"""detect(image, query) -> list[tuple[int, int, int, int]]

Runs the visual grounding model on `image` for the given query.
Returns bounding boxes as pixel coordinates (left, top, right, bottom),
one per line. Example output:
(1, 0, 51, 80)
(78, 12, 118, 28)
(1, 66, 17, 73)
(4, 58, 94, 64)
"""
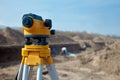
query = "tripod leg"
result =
(28, 66, 33, 80)
(36, 66, 43, 80)
(22, 65, 29, 80)
(47, 64, 60, 80)
(16, 63, 24, 80)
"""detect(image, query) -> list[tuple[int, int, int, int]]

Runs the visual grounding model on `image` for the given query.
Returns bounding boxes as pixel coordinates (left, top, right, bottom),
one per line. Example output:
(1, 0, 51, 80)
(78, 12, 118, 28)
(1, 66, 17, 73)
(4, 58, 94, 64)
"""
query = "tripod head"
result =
(22, 13, 55, 45)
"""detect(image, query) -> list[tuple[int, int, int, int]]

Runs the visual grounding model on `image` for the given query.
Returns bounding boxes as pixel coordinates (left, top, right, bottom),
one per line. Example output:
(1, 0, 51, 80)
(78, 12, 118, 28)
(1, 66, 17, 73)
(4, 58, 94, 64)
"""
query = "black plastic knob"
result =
(44, 19, 52, 29)
(50, 30, 55, 35)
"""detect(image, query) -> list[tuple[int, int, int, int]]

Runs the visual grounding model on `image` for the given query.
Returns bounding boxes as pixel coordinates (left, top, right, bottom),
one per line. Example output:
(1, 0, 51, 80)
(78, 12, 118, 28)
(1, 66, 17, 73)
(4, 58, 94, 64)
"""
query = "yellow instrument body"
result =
(22, 45, 53, 66)
(23, 17, 50, 36)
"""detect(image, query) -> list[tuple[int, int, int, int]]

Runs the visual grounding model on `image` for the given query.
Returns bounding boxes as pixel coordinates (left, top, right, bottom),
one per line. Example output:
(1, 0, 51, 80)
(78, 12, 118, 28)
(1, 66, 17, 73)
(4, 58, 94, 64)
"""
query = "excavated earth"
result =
(0, 27, 120, 80)
(1, 39, 120, 80)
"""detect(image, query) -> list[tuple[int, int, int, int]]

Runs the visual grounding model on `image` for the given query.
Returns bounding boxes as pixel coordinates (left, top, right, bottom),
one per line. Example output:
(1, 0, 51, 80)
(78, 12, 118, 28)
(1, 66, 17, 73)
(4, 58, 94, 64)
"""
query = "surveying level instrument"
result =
(16, 13, 60, 80)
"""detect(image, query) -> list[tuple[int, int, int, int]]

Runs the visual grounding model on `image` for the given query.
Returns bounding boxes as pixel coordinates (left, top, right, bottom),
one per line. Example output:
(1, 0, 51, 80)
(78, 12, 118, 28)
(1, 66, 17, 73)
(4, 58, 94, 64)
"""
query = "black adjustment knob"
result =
(44, 19, 52, 29)
(50, 30, 55, 35)
(22, 17, 33, 28)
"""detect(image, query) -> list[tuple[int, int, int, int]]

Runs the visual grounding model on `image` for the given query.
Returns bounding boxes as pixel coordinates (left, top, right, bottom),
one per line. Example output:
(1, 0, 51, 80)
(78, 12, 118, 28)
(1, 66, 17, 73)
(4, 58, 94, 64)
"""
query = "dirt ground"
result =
(0, 39, 120, 80)
(0, 55, 120, 80)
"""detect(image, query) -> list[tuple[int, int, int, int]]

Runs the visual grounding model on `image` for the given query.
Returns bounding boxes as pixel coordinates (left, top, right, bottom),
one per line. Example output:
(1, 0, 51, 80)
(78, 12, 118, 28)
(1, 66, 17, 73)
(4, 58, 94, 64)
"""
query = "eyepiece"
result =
(44, 19, 52, 29)
(22, 17, 33, 28)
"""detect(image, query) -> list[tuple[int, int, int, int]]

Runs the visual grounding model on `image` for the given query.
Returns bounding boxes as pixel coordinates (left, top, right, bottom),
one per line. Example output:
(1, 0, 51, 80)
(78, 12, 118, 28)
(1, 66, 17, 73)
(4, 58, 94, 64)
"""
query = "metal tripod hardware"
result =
(16, 13, 59, 80)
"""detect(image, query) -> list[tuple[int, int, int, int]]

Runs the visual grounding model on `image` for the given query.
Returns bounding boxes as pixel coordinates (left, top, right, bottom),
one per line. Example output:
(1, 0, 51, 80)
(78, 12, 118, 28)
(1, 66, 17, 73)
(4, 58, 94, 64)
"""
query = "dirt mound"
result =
(0, 27, 24, 45)
(98, 40, 120, 75)
(78, 40, 120, 76)
(48, 34, 75, 44)
(0, 34, 7, 45)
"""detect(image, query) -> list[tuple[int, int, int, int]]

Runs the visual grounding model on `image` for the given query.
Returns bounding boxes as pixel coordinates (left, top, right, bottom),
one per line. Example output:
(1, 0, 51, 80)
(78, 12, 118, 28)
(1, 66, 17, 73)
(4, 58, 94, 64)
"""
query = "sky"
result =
(0, 0, 120, 36)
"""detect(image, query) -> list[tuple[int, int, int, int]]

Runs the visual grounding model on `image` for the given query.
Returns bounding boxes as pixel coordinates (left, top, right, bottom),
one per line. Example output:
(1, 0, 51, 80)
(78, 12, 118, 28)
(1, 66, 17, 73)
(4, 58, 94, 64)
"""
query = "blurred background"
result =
(0, 0, 120, 80)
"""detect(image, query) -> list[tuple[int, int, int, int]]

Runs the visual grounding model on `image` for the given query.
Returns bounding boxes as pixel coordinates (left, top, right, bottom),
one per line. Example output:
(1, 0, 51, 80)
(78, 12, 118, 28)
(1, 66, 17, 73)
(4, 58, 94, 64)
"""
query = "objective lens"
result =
(22, 17, 33, 28)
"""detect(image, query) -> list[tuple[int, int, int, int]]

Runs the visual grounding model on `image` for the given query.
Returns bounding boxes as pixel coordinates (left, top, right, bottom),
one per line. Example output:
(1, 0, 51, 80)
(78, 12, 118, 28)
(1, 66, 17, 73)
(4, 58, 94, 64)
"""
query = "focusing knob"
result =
(50, 30, 55, 35)
(22, 17, 33, 28)
(44, 19, 52, 29)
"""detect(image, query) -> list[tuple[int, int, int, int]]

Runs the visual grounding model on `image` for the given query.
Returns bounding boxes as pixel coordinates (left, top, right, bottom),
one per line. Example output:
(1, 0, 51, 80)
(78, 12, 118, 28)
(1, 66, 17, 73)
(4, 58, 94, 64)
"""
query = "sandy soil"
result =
(0, 39, 120, 80)
(0, 55, 120, 80)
